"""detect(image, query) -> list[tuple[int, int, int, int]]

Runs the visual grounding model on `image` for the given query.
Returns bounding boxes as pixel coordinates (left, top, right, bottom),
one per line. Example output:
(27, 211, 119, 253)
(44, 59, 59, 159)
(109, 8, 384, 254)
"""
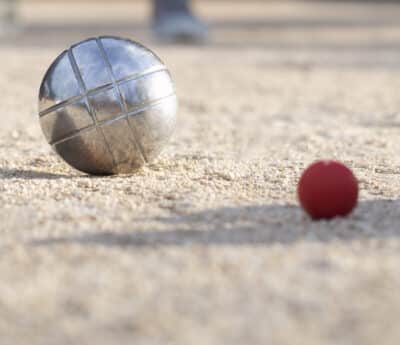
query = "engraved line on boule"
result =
(39, 65, 167, 117)
(67, 47, 118, 169)
(39, 84, 114, 117)
(39, 94, 84, 117)
(96, 37, 149, 163)
(50, 124, 97, 146)
(50, 93, 176, 146)
(101, 94, 177, 128)
(116, 65, 167, 86)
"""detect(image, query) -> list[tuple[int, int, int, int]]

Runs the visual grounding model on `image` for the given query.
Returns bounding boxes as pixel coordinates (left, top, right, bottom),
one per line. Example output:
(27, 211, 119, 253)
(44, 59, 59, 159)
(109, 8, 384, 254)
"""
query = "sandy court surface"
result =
(0, 1, 399, 344)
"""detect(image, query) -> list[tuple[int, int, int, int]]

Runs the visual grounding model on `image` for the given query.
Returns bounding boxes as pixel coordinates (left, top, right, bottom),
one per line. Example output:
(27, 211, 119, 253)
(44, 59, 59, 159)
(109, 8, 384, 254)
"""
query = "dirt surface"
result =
(0, 1, 399, 344)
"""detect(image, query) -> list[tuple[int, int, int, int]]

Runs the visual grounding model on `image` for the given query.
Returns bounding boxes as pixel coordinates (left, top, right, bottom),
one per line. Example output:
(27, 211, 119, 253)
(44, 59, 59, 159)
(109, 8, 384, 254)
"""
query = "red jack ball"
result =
(298, 160, 358, 220)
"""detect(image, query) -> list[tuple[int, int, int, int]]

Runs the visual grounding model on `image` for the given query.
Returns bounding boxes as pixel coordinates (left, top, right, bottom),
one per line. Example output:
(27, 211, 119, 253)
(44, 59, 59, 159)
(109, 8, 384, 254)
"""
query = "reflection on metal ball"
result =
(38, 36, 177, 175)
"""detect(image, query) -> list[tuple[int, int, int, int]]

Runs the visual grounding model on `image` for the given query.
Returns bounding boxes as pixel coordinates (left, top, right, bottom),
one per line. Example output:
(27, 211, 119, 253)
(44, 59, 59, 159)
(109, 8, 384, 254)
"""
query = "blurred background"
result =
(1, 0, 400, 53)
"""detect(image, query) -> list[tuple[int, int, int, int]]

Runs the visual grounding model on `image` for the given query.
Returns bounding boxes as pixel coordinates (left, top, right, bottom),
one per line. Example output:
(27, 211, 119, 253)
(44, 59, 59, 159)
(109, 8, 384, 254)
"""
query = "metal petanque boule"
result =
(38, 36, 177, 175)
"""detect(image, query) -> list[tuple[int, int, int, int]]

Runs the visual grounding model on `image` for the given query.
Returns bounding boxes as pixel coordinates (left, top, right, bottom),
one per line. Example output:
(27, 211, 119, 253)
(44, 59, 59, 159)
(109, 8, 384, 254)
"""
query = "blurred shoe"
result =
(152, 11, 208, 44)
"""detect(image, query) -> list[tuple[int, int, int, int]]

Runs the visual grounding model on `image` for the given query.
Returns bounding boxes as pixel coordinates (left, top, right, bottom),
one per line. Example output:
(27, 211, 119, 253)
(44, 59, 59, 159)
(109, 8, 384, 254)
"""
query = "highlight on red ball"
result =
(297, 160, 359, 220)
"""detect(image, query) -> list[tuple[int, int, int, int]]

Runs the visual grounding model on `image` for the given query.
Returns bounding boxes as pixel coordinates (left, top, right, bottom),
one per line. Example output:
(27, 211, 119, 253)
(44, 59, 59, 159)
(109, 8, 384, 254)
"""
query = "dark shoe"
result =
(152, 10, 208, 43)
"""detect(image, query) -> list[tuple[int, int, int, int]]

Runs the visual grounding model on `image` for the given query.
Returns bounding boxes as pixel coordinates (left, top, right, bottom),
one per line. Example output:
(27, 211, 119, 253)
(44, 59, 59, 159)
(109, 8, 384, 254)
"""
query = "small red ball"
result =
(297, 160, 358, 220)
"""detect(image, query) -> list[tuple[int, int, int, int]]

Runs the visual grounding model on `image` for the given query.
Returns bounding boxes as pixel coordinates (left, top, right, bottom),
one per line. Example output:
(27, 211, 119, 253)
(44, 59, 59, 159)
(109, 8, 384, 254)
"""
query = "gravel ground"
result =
(0, 1, 399, 344)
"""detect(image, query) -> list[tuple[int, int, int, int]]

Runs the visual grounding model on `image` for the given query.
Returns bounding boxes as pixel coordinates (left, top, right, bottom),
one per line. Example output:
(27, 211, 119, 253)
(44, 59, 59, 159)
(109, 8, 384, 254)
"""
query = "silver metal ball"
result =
(38, 36, 177, 175)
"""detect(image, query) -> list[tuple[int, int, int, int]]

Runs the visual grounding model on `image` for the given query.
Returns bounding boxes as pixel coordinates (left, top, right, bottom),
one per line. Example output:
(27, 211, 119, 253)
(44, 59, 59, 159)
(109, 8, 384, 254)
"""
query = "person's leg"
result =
(152, 0, 208, 43)
(153, 0, 190, 18)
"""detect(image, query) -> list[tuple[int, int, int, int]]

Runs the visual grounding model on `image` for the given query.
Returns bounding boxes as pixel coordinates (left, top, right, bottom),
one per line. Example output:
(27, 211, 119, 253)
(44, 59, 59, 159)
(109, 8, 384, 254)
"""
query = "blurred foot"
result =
(152, 8, 208, 43)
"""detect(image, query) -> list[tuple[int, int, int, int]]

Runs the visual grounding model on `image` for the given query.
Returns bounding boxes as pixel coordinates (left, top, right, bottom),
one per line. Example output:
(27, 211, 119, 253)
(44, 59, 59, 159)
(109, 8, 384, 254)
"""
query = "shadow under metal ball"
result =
(38, 36, 177, 175)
